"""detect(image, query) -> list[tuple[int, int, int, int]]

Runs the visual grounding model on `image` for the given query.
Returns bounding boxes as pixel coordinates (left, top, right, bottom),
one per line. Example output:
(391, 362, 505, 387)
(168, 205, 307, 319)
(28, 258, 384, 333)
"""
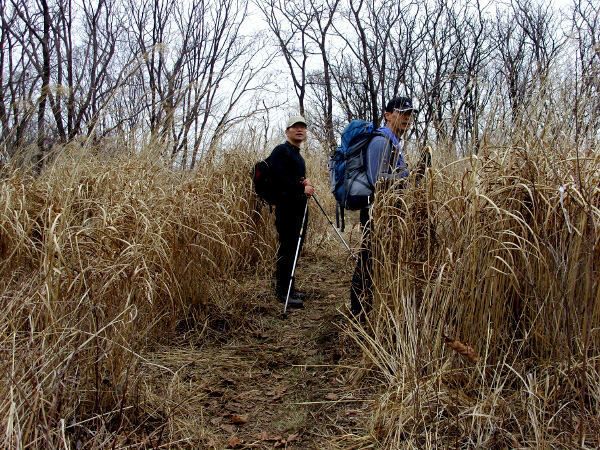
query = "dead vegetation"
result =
(355, 105, 600, 448)
(0, 143, 280, 448)
(1, 98, 599, 449)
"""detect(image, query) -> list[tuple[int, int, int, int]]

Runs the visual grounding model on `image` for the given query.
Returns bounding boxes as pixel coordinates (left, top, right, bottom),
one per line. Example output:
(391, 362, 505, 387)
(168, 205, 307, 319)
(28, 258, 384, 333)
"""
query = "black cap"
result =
(385, 96, 418, 114)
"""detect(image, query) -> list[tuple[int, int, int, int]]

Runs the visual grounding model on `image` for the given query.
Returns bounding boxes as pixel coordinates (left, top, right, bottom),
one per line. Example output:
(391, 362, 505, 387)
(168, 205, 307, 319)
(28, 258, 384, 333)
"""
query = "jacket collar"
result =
(376, 126, 400, 147)
(285, 140, 301, 151)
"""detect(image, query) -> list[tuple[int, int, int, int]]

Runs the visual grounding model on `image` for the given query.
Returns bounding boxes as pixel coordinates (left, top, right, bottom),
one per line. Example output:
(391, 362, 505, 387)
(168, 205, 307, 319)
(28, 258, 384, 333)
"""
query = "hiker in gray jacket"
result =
(350, 96, 418, 317)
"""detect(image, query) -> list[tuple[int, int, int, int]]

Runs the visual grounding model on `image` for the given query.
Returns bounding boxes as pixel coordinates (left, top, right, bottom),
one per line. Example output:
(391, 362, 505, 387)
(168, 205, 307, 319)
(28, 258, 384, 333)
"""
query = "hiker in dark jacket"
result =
(269, 116, 314, 309)
(350, 97, 417, 317)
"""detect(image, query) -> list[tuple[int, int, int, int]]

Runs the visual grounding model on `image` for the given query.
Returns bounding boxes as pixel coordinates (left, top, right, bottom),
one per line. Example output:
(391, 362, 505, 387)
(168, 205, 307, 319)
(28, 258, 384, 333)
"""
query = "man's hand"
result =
(301, 178, 315, 197)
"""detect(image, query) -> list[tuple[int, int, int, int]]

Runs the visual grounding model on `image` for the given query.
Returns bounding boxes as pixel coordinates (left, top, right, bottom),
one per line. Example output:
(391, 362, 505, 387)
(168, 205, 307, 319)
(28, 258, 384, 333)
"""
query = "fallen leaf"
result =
(227, 436, 244, 448)
(230, 414, 248, 424)
(254, 433, 282, 441)
(325, 393, 339, 401)
(287, 433, 298, 442)
(443, 335, 478, 362)
(221, 424, 235, 434)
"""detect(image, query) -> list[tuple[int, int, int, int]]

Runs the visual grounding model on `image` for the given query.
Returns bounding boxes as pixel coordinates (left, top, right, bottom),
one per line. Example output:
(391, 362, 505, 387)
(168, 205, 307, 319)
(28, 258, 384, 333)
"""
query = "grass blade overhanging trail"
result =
(351, 108, 600, 447)
(0, 142, 277, 448)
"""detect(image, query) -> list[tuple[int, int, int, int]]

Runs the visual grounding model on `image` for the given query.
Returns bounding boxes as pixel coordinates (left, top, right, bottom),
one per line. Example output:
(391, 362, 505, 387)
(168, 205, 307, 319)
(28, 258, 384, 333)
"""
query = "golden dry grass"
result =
(1, 91, 599, 449)
(0, 141, 282, 448)
(350, 106, 600, 448)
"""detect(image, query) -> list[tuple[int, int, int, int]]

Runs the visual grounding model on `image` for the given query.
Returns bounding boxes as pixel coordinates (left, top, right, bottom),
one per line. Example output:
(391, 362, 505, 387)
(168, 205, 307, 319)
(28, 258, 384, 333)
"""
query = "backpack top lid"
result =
(339, 120, 374, 152)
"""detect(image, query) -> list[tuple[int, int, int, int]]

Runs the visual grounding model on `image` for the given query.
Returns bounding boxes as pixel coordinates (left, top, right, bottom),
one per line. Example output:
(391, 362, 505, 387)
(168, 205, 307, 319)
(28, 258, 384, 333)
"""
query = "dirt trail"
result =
(145, 235, 374, 449)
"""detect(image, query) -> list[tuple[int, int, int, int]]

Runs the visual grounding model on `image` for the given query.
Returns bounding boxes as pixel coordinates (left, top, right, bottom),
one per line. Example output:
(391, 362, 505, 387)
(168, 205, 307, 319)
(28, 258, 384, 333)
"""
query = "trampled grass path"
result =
(142, 235, 374, 449)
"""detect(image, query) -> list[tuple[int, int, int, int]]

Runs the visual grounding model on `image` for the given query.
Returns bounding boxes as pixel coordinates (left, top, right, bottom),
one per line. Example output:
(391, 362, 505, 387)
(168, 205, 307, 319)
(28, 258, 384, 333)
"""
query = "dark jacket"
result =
(269, 141, 306, 204)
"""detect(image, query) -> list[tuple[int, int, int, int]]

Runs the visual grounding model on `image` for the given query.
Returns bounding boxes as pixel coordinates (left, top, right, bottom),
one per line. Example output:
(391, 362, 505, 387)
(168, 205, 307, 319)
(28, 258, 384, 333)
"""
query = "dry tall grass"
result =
(2, 95, 599, 449)
(0, 141, 282, 448)
(353, 108, 600, 448)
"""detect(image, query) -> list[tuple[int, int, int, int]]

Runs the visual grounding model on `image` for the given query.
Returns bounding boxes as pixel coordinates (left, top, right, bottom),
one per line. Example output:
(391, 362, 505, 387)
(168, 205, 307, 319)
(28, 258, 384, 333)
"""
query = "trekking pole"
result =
(282, 200, 309, 318)
(312, 195, 358, 262)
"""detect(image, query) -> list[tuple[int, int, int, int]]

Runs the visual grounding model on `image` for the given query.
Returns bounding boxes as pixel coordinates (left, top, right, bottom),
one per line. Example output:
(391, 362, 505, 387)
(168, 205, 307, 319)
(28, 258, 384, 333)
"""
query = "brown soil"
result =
(142, 242, 375, 449)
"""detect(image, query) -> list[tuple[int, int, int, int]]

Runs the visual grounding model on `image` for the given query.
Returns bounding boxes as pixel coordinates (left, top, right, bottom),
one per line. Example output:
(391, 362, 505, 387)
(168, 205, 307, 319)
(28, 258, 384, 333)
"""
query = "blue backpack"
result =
(328, 120, 380, 229)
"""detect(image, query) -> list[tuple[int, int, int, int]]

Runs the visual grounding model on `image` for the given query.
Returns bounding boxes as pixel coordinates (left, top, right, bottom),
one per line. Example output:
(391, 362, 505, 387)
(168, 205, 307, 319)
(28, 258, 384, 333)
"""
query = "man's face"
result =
(385, 109, 414, 136)
(285, 123, 307, 145)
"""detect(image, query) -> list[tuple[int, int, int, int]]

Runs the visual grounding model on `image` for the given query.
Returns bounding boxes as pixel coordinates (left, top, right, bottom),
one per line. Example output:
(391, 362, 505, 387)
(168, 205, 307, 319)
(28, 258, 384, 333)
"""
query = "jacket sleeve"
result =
(366, 135, 410, 185)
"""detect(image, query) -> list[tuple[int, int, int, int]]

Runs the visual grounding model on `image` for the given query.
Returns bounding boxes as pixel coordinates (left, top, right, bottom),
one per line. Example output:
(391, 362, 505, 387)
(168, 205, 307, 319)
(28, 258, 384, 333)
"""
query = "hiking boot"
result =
(291, 289, 306, 300)
(277, 292, 304, 308)
(275, 286, 305, 301)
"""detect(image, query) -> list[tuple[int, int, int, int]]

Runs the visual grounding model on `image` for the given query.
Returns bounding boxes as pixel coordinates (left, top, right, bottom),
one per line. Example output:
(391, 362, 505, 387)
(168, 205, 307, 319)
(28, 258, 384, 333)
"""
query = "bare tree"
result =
(437, 0, 493, 154)
(9, 0, 55, 165)
(123, 0, 266, 168)
(328, 0, 424, 128)
(0, 0, 36, 155)
(386, 0, 422, 103)
(494, 0, 560, 120)
(253, 0, 315, 116)
(453, 1, 493, 153)
(302, 0, 340, 151)
(178, 0, 264, 167)
(329, 57, 370, 124)
(0, 0, 585, 169)
(416, 0, 463, 146)
(0, 0, 125, 166)
(570, 0, 600, 142)
(72, 0, 123, 138)
(330, 0, 381, 125)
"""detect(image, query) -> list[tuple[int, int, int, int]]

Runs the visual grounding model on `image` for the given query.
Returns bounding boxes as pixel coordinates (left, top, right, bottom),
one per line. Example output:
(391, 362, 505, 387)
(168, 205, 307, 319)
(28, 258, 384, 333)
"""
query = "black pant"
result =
(350, 207, 372, 314)
(275, 199, 308, 293)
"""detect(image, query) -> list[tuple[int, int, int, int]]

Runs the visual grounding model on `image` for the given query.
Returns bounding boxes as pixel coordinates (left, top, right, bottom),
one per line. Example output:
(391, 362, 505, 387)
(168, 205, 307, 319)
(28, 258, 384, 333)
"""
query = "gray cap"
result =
(286, 115, 307, 129)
